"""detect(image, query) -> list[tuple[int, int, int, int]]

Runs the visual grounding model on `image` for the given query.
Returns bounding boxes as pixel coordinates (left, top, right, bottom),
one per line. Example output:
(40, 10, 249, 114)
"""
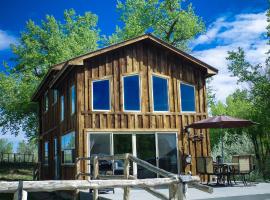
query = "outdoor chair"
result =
(196, 156, 214, 184)
(232, 154, 255, 185)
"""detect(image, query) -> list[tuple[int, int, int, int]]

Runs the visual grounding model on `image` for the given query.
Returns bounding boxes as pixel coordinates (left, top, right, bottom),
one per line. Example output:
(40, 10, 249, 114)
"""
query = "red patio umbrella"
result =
(185, 115, 257, 162)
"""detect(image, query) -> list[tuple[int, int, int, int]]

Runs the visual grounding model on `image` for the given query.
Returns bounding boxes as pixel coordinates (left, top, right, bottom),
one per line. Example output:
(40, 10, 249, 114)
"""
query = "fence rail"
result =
(1, 153, 213, 200)
(0, 153, 36, 164)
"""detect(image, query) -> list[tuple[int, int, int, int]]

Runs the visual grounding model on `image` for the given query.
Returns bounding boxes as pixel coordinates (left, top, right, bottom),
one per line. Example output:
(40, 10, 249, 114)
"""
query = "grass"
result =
(0, 164, 34, 181)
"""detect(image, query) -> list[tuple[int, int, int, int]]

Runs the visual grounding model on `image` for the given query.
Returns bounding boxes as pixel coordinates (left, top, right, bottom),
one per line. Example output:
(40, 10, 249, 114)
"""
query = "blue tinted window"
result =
(123, 75, 140, 111)
(44, 141, 49, 165)
(152, 75, 169, 111)
(71, 85, 75, 115)
(180, 83, 195, 112)
(61, 95, 64, 121)
(92, 79, 110, 110)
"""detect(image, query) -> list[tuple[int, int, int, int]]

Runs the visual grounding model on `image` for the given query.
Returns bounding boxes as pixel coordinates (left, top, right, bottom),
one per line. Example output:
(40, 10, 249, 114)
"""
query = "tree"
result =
(225, 47, 270, 179)
(105, 0, 205, 50)
(0, 139, 13, 153)
(17, 140, 37, 157)
(0, 9, 100, 140)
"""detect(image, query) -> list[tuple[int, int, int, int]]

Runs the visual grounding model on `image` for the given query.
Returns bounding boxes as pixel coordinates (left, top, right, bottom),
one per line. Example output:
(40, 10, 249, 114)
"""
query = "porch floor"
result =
(79, 182, 270, 200)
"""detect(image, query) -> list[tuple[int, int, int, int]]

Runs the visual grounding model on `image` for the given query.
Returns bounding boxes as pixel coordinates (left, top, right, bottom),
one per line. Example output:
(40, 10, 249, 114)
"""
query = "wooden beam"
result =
(0, 179, 179, 193)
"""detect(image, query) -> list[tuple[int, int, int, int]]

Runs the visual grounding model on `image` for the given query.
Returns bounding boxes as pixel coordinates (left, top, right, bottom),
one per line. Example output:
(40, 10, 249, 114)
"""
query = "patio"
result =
(93, 183, 270, 200)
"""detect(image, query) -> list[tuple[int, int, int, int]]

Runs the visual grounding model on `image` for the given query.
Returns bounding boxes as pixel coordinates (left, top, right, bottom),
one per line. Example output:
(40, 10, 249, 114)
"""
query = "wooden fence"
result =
(0, 153, 36, 164)
(0, 153, 213, 200)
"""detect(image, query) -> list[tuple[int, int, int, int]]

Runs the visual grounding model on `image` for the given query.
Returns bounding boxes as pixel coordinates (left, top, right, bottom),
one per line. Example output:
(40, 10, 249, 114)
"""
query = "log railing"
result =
(75, 153, 213, 200)
(0, 153, 213, 200)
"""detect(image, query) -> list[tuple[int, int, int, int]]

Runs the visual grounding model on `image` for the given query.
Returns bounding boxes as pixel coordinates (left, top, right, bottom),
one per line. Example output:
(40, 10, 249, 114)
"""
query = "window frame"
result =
(91, 78, 111, 112)
(44, 141, 49, 166)
(70, 84, 76, 115)
(122, 74, 141, 112)
(61, 131, 76, 165)
(179, 82, 196, 113)
(151, 74, 170, 113)
(60, 95, 65, 122)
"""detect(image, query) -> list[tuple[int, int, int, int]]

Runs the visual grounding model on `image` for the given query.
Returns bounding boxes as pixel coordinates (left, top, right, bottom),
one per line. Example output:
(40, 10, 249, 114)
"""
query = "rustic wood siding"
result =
(39, 40, 211, 180)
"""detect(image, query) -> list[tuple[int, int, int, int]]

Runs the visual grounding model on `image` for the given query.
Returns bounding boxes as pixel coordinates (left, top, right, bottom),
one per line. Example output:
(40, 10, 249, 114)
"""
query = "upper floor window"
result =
(60, 95, 64, 121)
(45, 92, 49, 112)
(61, 131, 75, 164)
(152, 75, 169, 112)
(44, 141, 49, 165)
(53, 89, 58, 104)
(92, 79, 110, 111)
(180, 83, 195, 112)
(71, 85, 76, 115)
(123, 75, 140, 111)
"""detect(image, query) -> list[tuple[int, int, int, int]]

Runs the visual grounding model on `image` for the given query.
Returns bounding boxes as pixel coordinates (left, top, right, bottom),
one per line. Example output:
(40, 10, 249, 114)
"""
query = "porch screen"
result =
(92, 79, 110, 111)
(123, 75, 140, 111)
(180, 83, 195, 112)
(152, 75, 169, 111)
(61, 132, 75, 164)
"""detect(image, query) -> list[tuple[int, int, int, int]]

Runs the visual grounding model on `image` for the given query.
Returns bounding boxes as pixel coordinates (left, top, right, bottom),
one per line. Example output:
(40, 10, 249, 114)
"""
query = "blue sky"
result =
(0, 0, 268, 149)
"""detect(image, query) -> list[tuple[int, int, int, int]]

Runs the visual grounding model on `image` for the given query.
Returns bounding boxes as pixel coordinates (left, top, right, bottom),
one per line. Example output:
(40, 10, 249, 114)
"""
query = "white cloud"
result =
(0, 30, 17, 50)
(191, 11, 268, 103)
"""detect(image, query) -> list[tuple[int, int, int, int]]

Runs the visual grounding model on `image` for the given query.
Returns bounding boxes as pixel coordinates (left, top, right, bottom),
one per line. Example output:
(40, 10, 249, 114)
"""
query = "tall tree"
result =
(105, 0, 204, 50)
(0, 139, 13, 153)
(0, 9, 100, 140)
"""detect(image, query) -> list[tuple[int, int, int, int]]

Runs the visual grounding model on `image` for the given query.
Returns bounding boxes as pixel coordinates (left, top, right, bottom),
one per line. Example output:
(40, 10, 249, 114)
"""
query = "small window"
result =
(152, 75, 169, 111)
(71, 85, 76, 115)
(180, 83, 196, 112)
(60, 95, 64, 121)
(123, 75, 140, 111)
(45, 92, 49, 112)
(53, 90, 58, 104)
(44, 141, 49, 165)
(61, 132, 75, 164)
(92, 79, 110, 111)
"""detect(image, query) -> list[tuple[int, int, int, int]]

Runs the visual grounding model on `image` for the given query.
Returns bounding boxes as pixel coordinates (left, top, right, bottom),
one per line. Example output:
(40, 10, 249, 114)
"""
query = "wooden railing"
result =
(0, 153, 36, 164)
(0, 153, 213, 200)
(75, 153, 213, 200)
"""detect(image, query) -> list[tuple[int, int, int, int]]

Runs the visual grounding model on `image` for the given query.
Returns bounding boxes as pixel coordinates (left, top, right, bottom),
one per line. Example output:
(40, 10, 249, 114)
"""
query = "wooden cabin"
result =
(31, 34, 218, 180)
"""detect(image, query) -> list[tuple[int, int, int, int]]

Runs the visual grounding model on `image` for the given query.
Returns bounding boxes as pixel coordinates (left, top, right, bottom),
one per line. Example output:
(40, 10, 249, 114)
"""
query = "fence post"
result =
(123, 153, 130, 200)
(92, 156, 99, 200)
(13, 181, 28, 200)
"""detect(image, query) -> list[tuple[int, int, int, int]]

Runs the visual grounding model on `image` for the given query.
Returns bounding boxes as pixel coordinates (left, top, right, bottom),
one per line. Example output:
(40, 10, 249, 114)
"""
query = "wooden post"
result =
(13, 181, 27, 200)
(92, 156, 99, 200)
(75, 158, 81, 179)
(123, 153, 130, 200)
(169, 182, 187, 200)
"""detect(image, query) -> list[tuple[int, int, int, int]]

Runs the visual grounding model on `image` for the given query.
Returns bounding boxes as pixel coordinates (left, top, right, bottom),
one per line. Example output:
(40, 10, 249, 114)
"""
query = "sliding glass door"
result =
(88, 132, 178, 178)
(157, 133, 178, 174)
(136, 134, 157, 178)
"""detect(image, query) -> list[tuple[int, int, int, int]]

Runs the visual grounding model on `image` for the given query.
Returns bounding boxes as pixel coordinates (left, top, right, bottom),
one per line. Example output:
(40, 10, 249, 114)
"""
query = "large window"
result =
(123, 75, 140, 111)
(44, 141, 49, 165)
(152, 75, 169, 111)
(60, 95, 64, 121)
(61, 132, 75, 164)
(92, 79, 110, 111)
(71, 85, 76, 115)
(45, 92, 49, 112)
(180, 83, 195, 112)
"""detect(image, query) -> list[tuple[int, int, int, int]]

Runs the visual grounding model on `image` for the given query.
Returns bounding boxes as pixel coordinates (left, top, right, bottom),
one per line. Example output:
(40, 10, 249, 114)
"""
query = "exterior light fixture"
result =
(184, 154, 192, 165)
